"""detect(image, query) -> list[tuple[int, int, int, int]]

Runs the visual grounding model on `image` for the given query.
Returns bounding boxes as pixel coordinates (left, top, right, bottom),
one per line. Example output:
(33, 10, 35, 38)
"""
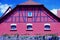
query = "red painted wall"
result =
(0, 7, 60, 36)
(0, 23, 60, 36)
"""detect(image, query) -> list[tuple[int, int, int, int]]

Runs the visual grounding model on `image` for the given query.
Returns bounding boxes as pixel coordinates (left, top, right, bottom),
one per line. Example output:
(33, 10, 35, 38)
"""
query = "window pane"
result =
(11, 26, 16, 29)
(27, 25, 32, 28)
(11, 25, 16, 30)
(44, 25, 50, 30)
(45, 25, 50, 28)
(28, 12, 32, 17)
(27, 25, 32, 30)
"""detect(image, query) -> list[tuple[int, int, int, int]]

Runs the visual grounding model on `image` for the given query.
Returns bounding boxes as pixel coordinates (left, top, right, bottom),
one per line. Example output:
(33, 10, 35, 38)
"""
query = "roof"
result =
(0, 5, 60, 23)
(0, 1, 60, 23)
(19, 0, 41, 5)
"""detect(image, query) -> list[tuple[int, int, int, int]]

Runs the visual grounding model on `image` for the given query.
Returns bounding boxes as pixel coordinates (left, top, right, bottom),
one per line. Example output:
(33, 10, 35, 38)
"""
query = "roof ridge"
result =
(19, 0, 41, 5)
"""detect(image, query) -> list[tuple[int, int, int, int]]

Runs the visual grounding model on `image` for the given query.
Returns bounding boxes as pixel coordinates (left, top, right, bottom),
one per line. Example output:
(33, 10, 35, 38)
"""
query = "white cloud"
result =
(50, 9, 60, 16)
(50, 9, 57, 16)
(0, 3, 12, 13)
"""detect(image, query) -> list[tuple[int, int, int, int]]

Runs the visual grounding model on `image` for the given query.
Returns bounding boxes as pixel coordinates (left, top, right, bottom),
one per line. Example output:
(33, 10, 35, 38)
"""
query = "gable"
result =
(0, 5, 60, 23)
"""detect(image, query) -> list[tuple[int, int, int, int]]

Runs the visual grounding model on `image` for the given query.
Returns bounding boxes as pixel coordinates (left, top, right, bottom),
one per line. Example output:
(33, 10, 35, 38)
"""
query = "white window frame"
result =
(26, 23, 33, 30)
(44, 23, 50, 30)
(10, 24, 17, 30)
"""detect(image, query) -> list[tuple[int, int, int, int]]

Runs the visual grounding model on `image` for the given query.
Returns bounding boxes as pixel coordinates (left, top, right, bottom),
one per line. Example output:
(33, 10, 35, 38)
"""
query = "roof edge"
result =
(1, 7, 12, 17)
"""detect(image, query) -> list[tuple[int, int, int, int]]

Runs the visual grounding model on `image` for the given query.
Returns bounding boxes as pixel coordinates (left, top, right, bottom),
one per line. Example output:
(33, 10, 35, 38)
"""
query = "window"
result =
(10, 24, 17, 31)
(28, 12, 32, 17)
(26, 23, 33, 31)
(44, 23, 51, 31)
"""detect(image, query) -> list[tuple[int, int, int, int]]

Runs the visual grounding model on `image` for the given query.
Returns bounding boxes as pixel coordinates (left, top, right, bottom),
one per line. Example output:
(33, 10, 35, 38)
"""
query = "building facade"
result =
(0, 0, 60, 40)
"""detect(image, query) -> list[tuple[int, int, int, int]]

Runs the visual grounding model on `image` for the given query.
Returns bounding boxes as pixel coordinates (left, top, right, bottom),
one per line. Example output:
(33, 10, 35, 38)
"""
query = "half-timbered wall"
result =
(4, 7, 57, 23)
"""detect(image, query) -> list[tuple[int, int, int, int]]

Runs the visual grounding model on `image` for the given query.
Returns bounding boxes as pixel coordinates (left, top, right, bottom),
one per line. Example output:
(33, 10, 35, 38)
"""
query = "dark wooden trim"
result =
(1, 7, 12, 17)
(42, 6, 60, 22)
(10, 29, 17, 31)
(27, 16, 33, 18)
(44, 30, 51, 31)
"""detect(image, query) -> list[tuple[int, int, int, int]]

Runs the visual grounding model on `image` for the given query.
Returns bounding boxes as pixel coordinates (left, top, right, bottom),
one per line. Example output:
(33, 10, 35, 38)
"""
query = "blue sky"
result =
(0, 0, 60, 16)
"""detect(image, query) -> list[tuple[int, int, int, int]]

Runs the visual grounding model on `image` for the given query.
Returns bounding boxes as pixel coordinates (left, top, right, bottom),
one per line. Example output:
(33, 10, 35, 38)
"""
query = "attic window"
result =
(44, 23, 51, 31)
(10, 24, 17, 31)
(28, 12, 32, 17)
(26, 23, 33, 31)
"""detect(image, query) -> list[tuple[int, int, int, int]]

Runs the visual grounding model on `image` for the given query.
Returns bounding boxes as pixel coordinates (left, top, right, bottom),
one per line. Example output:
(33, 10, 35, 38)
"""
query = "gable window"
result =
(10, 24, 17, 31)
(44, 23, 51, 31)
(28, 12, 32, 17)
(26, 23, 33, 31)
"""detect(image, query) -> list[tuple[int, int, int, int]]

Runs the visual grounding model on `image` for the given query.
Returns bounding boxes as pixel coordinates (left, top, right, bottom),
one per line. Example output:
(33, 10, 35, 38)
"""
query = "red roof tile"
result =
(19, 0, 41, 5)
(57, 10, 60, 18)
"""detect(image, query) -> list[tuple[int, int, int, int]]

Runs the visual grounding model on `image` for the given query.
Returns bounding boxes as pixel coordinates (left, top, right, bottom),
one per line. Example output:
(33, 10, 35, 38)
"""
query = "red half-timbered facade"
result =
(0, 0, 60, 40)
